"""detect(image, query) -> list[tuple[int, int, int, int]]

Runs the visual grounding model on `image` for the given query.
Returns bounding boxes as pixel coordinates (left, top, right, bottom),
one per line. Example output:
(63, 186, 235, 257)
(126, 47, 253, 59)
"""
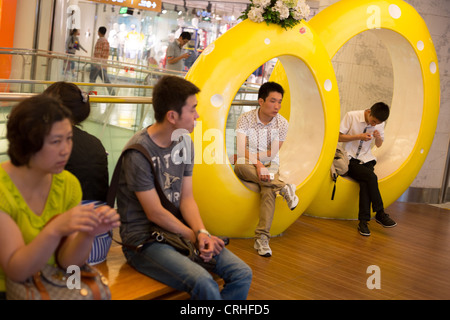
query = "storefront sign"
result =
(88, 0, 161, 12)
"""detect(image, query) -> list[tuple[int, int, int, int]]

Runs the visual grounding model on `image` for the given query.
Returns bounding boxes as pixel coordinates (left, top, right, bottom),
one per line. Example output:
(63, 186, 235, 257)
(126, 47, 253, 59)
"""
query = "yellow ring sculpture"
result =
(276, 0, 440, 219)
(186, 20, 339, 237)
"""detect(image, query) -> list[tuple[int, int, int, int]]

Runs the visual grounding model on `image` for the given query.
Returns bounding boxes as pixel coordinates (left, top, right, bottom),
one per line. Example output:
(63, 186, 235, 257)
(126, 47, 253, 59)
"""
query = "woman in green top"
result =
(0, 95, 120, 298)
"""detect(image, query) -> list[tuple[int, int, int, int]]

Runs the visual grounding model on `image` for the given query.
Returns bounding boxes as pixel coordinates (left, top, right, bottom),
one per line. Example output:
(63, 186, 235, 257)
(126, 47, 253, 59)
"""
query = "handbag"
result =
(107, 143, 217, 271)
(81, 201, 113, 265)
(5, 214, 111, 300)
(87, 231, 112, 265)
(330, 145, 350, 200)
(147, 224, 216, 271)
(6, 263, 110, 300)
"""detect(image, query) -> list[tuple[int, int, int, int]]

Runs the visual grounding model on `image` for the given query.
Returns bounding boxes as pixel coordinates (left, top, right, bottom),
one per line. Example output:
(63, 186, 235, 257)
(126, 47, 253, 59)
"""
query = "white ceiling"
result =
(161, 0, 320, 16)
(162, 0, 248, 16)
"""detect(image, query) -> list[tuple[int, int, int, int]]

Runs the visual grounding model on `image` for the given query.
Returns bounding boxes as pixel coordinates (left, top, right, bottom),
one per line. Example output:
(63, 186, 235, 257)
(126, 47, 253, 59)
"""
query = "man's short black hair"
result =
(258, 81, 284, 101)
(153, 76, 200, 123)
(370, 102, 390, 122)
(180, 32, 191, 40)
(98, 26, 107, 35)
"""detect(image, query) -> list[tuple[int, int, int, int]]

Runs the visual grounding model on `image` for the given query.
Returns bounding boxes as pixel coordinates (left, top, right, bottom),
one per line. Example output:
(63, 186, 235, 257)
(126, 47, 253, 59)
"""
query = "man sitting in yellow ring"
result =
(234, 82, 299, 257)
(339, 102, 397, 236)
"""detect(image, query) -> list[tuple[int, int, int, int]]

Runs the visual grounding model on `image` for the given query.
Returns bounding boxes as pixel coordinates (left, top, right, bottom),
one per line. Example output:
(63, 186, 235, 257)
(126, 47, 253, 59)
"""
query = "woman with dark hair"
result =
(0, 95, 120, 299)
(43, 82, 109, 202)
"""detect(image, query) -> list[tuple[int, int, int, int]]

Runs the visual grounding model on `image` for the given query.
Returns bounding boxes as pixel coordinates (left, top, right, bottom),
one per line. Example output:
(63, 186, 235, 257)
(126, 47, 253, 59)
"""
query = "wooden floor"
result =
(225, 201, 450, 300)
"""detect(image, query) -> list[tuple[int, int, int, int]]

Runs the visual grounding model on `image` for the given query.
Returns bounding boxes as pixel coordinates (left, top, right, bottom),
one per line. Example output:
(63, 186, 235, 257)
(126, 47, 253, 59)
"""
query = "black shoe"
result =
(375, 212, 397, 228)
(358, 221, 371, 236)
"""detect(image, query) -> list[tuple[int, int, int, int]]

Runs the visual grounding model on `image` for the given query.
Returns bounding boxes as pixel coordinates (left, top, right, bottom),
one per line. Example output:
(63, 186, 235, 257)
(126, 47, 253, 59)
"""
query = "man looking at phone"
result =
(166, 32, 191, 72)
(339, 102, 397, 236)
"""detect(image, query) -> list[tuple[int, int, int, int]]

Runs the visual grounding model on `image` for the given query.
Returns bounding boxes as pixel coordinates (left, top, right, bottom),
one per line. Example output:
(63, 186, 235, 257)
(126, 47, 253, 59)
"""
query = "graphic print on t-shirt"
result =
(163, 172, 181, 190)
(150, 146, 188, 205)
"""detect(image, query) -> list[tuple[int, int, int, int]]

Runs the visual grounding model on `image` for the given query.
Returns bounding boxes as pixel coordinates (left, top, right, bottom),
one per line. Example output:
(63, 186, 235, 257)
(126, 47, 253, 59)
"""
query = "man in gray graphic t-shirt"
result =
(117, 128, 193, 246)
(116, 75, 252, 300)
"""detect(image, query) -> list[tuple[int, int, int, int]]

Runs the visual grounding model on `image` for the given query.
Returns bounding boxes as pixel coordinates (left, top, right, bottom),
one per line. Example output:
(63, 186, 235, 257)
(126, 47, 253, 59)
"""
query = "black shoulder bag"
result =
(107, 143, 216, 271)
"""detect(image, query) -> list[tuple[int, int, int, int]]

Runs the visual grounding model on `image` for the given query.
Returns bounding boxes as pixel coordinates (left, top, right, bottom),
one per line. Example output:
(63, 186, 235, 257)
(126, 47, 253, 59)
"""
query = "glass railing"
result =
(0, 48, 261, 180)
(0, 92, 259, 181)
(0, 47, 263, 95)
(0, 47, 185, 94)
(0, 66, 257, 179)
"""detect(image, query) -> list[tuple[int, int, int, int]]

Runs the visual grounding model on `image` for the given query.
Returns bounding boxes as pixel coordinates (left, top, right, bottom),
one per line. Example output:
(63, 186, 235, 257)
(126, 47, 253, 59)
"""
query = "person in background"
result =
(89, 26, 115, 95)
(0, 95, 120, 299)
(43, 81, 109, 202)
(165, 32, 191, 72)
(64, 28, 87, 79)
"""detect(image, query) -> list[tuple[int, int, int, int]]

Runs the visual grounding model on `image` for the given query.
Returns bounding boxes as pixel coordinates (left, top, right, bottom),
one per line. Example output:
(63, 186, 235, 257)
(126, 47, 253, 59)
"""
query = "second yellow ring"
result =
(186, 19, 339, 237)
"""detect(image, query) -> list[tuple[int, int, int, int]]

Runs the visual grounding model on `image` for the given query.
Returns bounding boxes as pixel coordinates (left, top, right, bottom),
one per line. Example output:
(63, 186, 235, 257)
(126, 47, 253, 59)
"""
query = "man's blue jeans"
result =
(123, 242, 252, 300)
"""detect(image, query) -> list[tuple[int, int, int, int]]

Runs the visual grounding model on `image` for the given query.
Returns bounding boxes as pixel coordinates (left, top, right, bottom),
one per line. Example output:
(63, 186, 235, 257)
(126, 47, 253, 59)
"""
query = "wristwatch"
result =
(197, 229, 211, 237)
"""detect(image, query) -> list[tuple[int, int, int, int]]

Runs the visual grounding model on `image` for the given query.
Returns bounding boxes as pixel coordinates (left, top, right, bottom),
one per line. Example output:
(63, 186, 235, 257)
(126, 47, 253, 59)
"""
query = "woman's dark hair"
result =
(258, 81, 284, 101)
(43, 81, 90, 125)
(7, 95, 72, 166)
(152, 76, 200, 123)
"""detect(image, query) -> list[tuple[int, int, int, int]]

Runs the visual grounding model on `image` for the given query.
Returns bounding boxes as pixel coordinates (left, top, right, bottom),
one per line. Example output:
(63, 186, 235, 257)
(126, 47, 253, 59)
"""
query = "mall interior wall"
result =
(7, 0, 450, 203)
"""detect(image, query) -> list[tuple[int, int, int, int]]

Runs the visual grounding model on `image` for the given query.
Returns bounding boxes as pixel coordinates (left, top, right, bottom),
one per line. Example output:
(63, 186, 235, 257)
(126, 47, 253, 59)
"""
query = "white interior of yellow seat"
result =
(276, 28, 423, 185)
(362, 29, 423, 179)
(229, 27, 423, 189)
(277, 55, 325, 186)
(227, 55, 325, 188)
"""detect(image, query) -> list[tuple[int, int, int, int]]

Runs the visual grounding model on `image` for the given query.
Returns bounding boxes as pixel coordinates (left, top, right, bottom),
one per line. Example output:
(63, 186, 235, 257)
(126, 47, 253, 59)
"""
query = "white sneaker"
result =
(280, 183, 299, 210)
(254, 235, 272, 257)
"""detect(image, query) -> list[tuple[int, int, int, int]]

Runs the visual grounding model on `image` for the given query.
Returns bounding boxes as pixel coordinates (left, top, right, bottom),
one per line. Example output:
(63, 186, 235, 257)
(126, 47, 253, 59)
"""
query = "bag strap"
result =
(32, 274, 50, 300)
(106, 143, 183, 251)
(82, 275, 101, 300)
(330, 161, 337, 200)
(108, 143, 181, 216)
(129, 144, 181, 217)
(331, 182, 337, 200)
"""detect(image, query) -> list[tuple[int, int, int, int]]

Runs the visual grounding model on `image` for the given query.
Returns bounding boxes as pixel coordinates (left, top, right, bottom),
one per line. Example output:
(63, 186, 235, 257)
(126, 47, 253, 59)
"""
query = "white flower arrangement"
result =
(240, 0, 310, 30)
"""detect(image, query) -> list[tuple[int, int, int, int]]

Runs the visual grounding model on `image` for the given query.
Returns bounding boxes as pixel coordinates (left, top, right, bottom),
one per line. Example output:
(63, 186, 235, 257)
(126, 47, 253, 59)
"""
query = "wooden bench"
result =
(95, 244, 224, 300)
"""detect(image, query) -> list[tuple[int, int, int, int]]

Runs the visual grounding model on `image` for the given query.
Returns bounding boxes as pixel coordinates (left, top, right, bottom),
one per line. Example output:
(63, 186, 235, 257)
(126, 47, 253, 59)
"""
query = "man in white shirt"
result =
(234, 82, 299, 257)
(339, 102, 397, 236)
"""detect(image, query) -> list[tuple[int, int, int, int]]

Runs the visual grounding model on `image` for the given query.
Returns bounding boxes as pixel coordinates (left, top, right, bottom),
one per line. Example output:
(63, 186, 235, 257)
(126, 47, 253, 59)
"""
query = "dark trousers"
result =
(89, 65, 114, 95)
(347, 158, 384, 221)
